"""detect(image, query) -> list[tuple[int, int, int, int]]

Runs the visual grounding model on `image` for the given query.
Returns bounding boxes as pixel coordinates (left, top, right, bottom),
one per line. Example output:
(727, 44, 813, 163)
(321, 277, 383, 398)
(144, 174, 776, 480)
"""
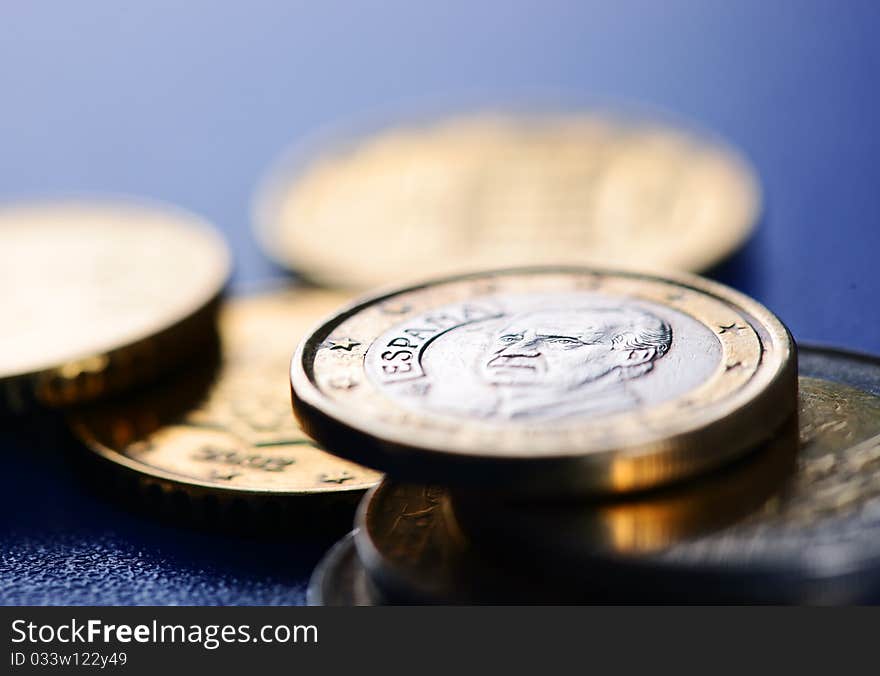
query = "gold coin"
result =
(452, 419, 798, 556)
(255, 112, 759, 289)
(69, 288, 381, 501)
(454, 375, 880, 559)
(291, 267, 795, 496)
(352, 347, 880, 604)
(0, 199, 230, 410)
(355, 425, 796, 604)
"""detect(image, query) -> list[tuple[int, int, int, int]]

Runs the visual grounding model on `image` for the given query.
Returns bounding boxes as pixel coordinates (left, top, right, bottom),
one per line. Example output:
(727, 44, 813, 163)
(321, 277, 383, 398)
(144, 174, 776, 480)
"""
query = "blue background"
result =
(1, 1, 879, 604)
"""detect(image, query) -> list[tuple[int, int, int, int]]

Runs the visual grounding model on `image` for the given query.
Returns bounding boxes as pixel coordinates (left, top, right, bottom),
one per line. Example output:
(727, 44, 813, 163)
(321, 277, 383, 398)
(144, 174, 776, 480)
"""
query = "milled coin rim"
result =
(68, 417, 379, 498)
(291, 265, 796, 495)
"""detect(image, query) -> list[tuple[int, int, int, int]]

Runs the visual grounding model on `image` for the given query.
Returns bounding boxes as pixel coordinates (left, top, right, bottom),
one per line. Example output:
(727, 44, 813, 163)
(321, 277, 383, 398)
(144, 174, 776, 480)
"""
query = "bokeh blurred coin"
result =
(291, 267, 795, 496)
(0, 199, 231, 410)
(70, 289, 381, 510)
(255, 111, 760, 289)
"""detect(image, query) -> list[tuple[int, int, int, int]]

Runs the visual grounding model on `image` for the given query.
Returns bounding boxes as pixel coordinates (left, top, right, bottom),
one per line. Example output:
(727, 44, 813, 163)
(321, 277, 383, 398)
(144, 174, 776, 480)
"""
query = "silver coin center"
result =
(364, 292, 722, 423)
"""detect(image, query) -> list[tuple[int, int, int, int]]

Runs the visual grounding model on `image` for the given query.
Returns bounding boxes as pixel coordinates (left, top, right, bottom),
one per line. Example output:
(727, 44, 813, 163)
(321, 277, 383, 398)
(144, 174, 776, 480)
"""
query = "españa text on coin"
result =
(291, 267, 796, 496)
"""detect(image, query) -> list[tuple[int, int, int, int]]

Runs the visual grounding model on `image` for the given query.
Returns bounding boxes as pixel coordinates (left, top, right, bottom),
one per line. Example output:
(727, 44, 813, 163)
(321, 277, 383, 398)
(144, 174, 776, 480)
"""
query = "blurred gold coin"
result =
(255, 112, 760, 289)
(0, 199, 230, 410)
(69, 288, 381, 501)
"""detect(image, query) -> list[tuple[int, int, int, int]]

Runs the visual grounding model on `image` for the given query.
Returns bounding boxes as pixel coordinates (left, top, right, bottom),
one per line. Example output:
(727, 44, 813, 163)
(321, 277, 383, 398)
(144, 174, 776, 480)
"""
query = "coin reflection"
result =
(452, 416, 799, 556)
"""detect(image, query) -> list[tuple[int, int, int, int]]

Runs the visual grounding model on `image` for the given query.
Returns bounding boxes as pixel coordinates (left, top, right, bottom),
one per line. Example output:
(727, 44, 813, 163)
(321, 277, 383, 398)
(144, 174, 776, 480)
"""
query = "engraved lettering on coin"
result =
(295, 268, 794, 494)
(365, 292, 715, 423)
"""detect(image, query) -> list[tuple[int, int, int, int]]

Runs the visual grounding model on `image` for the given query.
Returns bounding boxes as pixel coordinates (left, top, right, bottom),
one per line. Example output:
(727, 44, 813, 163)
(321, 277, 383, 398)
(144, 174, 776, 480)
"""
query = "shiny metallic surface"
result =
(0, 200, 231, 410)
(354, 483, 495, 604)
(255, 112, 759, 289)
(452, 418, 799, 556)
(70, 289, 380, 503)
(291, 267, 796, 496)
(350, 346, 880, 604)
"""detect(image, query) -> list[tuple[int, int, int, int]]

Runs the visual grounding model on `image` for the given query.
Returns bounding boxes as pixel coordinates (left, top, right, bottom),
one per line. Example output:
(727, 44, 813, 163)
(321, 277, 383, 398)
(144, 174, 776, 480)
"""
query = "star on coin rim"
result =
(290, 266, 796, 495)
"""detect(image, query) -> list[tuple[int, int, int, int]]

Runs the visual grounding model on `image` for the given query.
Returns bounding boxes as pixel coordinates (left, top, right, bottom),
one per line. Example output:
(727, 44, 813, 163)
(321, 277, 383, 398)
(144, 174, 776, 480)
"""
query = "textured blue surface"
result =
(2, 1, 880, 604)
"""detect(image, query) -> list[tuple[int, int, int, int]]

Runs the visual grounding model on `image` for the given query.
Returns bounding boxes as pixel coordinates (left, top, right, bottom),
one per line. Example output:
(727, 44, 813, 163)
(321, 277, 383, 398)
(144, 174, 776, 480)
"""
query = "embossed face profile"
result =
(362, 295, 695, 423)
(480, 307, 673, 393)
(296, 270, 795, 496)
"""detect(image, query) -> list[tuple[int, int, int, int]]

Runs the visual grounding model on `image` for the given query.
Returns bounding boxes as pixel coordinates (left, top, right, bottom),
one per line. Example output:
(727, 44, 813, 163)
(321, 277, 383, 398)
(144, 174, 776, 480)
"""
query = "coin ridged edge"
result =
(68, 421, 365, 534)
(291, 265, 796, 495)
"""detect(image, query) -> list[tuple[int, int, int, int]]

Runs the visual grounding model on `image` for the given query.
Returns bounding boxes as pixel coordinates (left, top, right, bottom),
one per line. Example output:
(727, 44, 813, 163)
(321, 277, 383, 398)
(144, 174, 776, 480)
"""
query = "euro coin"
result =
(351, 346, 880, 604)
(452, 419, 798, 555)
(255, 111, 759, 289)
(643, 344, 880, 603)
(353, 481, 587, 604)
(0, 199, 230, 411)
(69, 289, 381, 509)
(291, 267, 795, 496)
(354, 421, 794, 605)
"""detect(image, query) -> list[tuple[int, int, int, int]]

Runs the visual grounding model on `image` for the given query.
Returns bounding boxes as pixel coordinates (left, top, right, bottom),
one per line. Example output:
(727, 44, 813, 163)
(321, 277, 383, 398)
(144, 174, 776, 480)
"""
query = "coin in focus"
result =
(347, 346, 880, 604)
(255, 111, 760, 289)
(0, 199, 231, 411)
(291, 267, 796, 496)
(69, 289, 381, 512)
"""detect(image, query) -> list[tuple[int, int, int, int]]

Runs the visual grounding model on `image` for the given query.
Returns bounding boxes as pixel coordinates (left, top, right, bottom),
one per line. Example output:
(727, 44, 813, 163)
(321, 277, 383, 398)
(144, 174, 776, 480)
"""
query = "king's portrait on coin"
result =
(297, 269, 795, 494)
(477, 307, 673, 419)
(363, 295, 690, 423)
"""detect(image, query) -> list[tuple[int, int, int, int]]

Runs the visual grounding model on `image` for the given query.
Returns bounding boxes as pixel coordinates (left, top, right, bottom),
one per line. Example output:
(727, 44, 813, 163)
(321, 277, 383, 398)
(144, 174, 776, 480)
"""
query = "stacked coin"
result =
(297, 269, 880, 604)
(310, 353, 880, 606)
(5, 109, 766, 537)
(291, 267, 796, 493)
(9, 106, 878, 604)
